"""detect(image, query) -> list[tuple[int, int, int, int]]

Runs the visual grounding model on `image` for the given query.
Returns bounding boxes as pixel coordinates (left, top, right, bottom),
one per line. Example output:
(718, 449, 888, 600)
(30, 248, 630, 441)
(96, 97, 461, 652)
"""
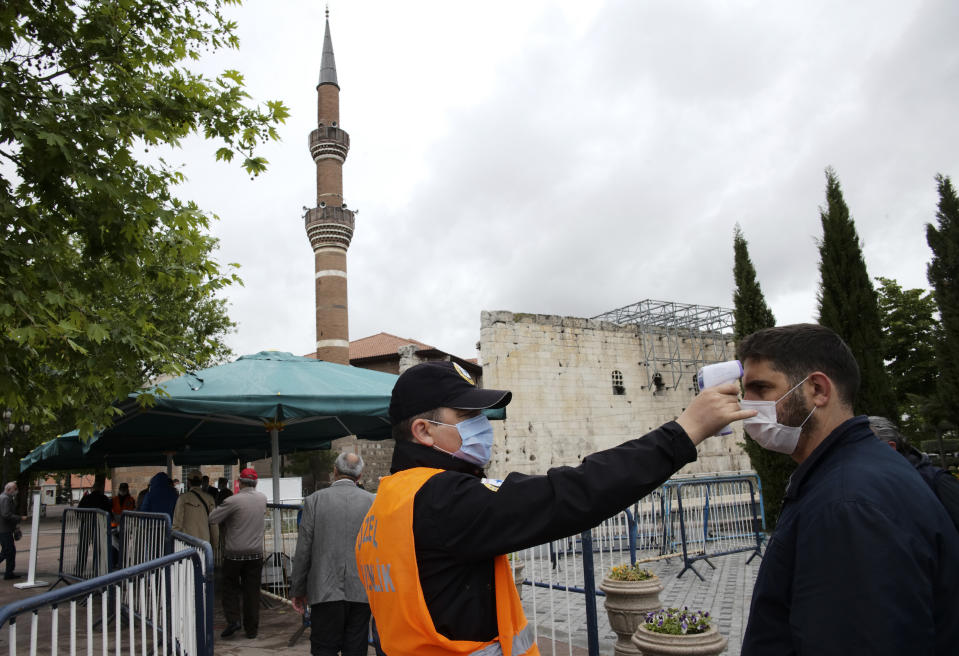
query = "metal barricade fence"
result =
(118, 511, 173, 569)
(262, 503, 301, 601)
(513, 473, 764, 655)
(172, 531, 216, 652)
(0, 550, 212, 656)
(670, 477, 764, 580)
(57, 508, 112, 585)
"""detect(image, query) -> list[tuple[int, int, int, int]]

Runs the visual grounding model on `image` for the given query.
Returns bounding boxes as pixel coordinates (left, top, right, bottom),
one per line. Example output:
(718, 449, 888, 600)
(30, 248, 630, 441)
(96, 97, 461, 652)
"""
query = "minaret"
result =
(306, 8, 353, 364)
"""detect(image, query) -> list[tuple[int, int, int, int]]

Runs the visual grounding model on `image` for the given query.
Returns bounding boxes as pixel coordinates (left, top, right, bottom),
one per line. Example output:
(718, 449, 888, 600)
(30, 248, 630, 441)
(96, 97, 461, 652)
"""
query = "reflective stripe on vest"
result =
(469, 625, 537, 656)
(356, 467, 539, 656)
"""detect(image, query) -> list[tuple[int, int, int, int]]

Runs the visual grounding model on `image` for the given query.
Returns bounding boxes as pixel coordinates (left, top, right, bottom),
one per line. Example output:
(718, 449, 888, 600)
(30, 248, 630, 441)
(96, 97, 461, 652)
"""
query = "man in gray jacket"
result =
(292, 453, 375, 656)
(209, 468, 267, 640)
(0, 482, 22, 580)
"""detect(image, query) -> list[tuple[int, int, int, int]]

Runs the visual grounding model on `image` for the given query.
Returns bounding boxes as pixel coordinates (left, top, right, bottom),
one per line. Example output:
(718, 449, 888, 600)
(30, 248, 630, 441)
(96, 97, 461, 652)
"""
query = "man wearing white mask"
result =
(738, 324, 959, 655)
(356, 360, 752, 656)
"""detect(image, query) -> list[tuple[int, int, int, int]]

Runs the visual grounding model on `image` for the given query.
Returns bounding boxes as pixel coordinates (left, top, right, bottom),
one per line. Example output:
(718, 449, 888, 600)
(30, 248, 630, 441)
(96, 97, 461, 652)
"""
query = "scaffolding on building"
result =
(591, 299, 736, 391)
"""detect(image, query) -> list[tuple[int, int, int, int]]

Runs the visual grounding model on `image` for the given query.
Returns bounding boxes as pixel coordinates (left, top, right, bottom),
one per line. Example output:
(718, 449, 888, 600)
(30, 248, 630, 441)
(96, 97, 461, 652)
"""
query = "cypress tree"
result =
(732, 225, 795, 530)
(733, 224, 777, 340)
(816, 168, 897, 418)
(926, 174, 959, 432)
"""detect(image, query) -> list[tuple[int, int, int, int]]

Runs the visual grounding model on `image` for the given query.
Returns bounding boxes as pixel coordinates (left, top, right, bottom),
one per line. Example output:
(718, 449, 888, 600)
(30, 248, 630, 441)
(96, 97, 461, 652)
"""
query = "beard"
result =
(778, 387, 817, 437)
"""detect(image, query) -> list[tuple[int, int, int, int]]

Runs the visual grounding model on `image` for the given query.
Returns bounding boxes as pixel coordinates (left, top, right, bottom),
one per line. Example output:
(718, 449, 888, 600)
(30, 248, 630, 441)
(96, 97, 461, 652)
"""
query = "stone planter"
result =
(630, 624, 728, 656)
(599, 576, 663, 656)
(512, 562, 525, 599)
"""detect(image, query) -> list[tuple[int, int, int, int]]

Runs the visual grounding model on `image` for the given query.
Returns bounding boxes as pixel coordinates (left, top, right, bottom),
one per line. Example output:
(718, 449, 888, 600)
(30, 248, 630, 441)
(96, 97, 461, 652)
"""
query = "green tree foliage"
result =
(926, 174, 959, 433)
(732, 225, 794, 529)
(0, 1, 289, 437)
(816, 168, 897, 418)
(875, 277, 939, 439)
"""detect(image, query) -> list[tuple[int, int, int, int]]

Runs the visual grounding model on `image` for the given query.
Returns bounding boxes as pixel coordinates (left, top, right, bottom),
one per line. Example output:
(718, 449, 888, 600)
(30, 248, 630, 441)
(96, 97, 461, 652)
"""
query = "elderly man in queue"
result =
(355, 360, 750, 656)
(0, 482, 22, 580)
(738, 324, 959, 655)
(209, 467, 267, 640)
(292, 452, 375, 656)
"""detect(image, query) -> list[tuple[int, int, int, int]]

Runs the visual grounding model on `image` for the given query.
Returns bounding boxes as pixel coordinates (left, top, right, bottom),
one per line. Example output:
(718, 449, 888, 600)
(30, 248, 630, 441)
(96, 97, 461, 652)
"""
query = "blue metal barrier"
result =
(118, 511, 173, 569)
(172, 530, 215, 653)
(672, 477, 764, 580)
(55, 508, 112, 587)
(0, 549, 211, 655)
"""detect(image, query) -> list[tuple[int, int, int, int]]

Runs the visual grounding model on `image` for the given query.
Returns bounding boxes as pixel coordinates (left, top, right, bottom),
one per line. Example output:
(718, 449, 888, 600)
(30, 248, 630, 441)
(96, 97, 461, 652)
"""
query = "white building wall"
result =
(479, 311, 751, 478)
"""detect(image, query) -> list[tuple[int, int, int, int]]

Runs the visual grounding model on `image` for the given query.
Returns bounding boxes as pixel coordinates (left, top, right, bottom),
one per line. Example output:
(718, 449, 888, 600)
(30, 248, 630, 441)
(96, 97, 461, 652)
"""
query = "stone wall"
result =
(479, 311, 751, 478)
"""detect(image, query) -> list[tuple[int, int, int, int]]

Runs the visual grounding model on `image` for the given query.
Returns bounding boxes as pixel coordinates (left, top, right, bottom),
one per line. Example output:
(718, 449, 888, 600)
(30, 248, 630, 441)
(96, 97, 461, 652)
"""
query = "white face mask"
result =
(740, 376, 815, 455)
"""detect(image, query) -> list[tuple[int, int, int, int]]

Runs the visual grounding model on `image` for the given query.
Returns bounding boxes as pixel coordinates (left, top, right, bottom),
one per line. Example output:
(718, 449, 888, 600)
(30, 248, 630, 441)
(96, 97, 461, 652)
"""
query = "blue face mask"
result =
(427, 414, 495, 468)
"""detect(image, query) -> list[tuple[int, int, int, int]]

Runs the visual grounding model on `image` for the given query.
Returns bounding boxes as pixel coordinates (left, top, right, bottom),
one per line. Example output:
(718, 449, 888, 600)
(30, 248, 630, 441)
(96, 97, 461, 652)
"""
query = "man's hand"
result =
(676, 382, 757, 446)
(292, 596, 308, 614)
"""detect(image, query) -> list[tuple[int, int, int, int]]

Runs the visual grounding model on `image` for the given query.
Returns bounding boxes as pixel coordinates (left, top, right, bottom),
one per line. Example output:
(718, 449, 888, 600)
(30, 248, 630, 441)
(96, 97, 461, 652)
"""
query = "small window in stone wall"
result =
(611, 370, 625, 395)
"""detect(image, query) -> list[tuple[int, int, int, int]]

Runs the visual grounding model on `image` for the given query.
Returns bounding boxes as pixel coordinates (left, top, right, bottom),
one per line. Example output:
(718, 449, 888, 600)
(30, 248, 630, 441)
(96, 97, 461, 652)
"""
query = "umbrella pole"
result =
(166, 454, 173, 479)
(270, 427, 282, 564)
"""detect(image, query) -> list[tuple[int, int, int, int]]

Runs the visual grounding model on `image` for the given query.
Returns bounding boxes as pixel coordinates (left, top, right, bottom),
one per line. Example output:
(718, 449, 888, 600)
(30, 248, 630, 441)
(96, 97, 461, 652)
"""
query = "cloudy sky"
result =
(174, 0, 959, 361)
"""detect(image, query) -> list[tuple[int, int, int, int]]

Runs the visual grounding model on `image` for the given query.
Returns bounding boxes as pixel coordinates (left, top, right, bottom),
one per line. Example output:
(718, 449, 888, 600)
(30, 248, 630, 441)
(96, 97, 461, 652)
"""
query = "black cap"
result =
(389, 361, 512, 424)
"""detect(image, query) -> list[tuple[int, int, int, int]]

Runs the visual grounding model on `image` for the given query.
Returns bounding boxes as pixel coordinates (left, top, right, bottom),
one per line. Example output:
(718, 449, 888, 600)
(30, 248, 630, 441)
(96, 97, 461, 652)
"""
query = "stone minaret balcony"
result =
(305, 205, 355, 250)
(309, 125, 350, 163)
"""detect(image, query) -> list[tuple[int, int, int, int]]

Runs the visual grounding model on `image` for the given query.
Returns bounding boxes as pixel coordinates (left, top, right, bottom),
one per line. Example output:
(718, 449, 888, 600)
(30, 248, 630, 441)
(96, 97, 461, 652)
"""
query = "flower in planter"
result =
(643, 607, 713, 635)
(608, 563, 655, 581)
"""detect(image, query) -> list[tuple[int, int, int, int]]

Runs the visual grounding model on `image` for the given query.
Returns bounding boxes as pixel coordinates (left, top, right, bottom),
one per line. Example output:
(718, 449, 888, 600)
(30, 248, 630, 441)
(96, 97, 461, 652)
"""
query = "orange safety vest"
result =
(356, 467, 538, 656)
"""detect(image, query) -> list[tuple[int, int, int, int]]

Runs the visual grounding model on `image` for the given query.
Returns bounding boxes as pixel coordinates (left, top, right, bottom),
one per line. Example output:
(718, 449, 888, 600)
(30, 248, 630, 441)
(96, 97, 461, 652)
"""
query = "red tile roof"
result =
(349, 332, 435, 360)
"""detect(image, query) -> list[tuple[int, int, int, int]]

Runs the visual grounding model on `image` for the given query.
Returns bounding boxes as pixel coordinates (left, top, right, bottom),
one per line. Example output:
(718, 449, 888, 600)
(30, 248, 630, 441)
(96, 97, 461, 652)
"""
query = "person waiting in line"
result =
(111, 482, 136, 527)
(869, 415, 959, 531)
(140, 472, 178, 519)
(738, 325, 959, 655)
(77, 480, 112, 513)
(0, 482, 22, 580)
(214, 477, 233, 505)
(292, 452, 375, 656)
(173, 474, 219, 546)
(209, 468, 267, 640)
(356, 360, 750, 656)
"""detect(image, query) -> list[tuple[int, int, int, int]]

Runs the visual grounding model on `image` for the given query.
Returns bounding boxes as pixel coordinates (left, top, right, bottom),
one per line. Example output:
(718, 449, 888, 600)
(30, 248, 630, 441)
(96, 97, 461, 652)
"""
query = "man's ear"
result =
(410, 418, 434, 447)
(807, 372, 833, 407)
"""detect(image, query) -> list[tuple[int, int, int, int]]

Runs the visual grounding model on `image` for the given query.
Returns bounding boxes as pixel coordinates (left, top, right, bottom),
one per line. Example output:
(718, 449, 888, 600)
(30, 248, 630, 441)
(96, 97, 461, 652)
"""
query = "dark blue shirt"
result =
(742, 416, 959, 655)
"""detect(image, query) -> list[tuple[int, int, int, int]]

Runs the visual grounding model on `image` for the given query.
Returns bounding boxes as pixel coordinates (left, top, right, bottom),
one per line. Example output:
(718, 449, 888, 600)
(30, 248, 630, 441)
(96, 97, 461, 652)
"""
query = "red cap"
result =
(239, 468, 258, 482)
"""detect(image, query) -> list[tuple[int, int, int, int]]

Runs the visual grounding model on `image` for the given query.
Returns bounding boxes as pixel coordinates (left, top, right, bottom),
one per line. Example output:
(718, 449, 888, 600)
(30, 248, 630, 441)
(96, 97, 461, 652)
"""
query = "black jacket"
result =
(395, 420, 697, 642)
(742, 416, 959, 655)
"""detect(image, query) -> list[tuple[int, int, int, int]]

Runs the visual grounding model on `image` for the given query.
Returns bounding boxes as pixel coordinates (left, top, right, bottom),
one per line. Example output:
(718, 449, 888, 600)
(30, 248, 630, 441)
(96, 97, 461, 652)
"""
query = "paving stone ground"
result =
(519, 549, 761, 655)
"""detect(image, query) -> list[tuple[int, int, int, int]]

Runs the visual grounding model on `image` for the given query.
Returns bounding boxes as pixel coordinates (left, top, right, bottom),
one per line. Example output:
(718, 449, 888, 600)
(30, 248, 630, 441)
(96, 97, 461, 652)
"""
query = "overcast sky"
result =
(173, 0, 959, 361)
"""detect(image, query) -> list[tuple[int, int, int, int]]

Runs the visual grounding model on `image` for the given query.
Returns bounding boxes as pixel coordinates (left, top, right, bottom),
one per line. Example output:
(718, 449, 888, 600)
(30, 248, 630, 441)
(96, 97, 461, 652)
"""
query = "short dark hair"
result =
(736, 323, 860, 407)
(392, 409, 439, 442)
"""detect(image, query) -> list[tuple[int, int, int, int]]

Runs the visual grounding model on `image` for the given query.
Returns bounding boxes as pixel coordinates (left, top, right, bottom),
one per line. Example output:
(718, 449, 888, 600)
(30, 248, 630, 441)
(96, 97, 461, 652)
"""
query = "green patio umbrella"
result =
(78, 351, 398, 548)
(20, 430, 277, 474)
